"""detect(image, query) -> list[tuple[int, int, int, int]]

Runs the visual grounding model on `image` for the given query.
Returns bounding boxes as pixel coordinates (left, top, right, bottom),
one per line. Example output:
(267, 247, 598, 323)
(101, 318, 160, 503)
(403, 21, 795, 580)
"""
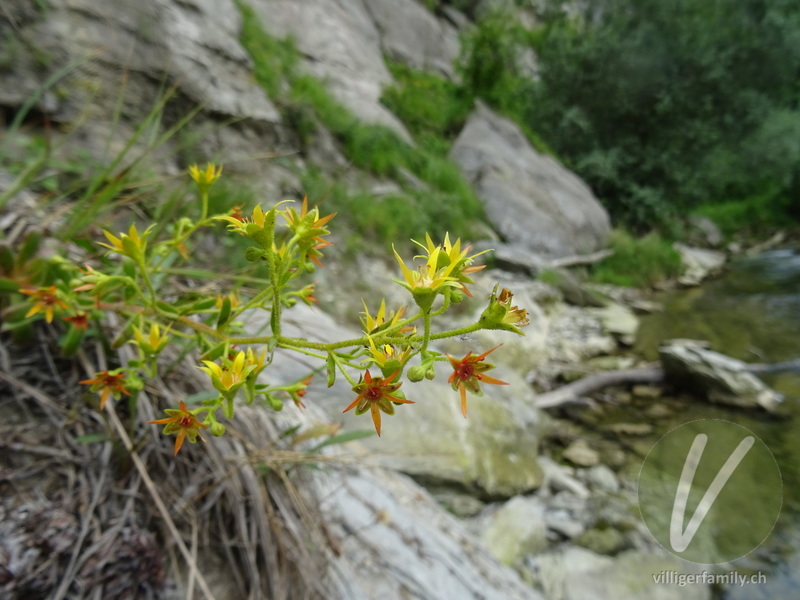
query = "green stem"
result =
(200, 190, 209, 223)
(420, 310, 432, 355)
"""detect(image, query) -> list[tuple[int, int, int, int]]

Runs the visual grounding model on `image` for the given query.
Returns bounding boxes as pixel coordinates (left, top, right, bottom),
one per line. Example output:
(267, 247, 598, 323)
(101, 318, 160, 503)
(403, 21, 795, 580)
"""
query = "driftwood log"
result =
(532, 358, 798, 409)
(532, 366, 663, 408)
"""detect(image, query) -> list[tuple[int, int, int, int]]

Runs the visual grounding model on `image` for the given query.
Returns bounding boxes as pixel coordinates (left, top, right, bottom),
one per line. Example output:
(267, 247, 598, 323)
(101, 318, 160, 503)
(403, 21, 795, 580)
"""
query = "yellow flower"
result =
(245, 346, 268, 377)
(188, 163, 222, 191)
(131, 322, 170, 355)
(393, 245, 460, 295)
(283, 196, 335, 266)
(20, 285, 68, 323)
(148, 400, 208, 455)
(363, 336, 412, 373)
(80, 369, 130, 409)
(413, 232, 488, 296)
(360, 299, 413, 335)
(343, 370, 413, 436)
(198, 350, 254, 395)
(98, 223, 153, 260)
(215, 291, 241, 310)
(214, 203, 268, 235)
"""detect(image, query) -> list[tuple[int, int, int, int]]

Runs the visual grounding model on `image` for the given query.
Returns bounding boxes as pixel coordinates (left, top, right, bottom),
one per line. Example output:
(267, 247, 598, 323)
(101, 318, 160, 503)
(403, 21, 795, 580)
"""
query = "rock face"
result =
(248, 0, 411, 140)
(365, 0, 461, 78)
(450, 103, 612, 261)
(314, 462, 544, 600)
(2, 0, 282, 145)
(659, 340, 783, 411)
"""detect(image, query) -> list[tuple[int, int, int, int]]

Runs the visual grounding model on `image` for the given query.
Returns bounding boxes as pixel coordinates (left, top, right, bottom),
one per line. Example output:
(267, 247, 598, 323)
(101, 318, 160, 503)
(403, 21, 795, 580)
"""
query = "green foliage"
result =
(454, 11, 555, 156)
(381, 61, 472, 141)
(590, 230, 682, 288)
(526, 0, 800, 230)
(693, 185, 796, 238)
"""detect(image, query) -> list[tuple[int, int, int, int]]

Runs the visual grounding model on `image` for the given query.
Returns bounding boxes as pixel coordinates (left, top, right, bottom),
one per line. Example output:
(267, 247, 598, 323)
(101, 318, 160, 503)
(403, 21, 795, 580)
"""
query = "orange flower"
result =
(148, 400, 208, 455)
(63, 312, 89, 330)
(343, 370, 413, 436)
(80, 369, 130, 409)
(20, 286, 68, 323)
(446, 346, 508, 417)
(289, 374, 313, 409)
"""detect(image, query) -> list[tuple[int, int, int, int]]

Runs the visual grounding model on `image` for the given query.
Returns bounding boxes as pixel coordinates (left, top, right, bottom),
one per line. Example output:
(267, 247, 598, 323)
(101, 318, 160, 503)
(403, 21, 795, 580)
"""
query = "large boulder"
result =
(450, 103, 611, 261)
(659, 340, 783, 411)
(1, 0, 281, 140)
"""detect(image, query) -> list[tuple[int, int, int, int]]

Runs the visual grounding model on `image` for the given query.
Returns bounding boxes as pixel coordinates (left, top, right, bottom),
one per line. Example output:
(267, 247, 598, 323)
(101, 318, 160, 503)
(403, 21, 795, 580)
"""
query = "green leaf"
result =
(185, 389, 220, 405)
(75, 433, 109, 444)
(216, 296, 231, 329)
(17, 231, 41, 266)
(0, 277, 20, 292)
(307, 429, 376, 454)
(200, 342, 226, 362)
(326, 352, 336, 387)
(155, 300, 180, 319)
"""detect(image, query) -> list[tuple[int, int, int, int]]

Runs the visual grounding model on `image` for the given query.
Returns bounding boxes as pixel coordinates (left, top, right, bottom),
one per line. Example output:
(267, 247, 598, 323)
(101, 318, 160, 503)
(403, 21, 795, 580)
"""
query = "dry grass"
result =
(0, 327, 337, 599)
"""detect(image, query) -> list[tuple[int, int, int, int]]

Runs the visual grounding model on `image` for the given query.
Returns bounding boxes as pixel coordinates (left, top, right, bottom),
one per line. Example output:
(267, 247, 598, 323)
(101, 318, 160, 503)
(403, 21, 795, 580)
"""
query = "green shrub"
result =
(381, 61, 472, 141)
(590, 229, 682, 288)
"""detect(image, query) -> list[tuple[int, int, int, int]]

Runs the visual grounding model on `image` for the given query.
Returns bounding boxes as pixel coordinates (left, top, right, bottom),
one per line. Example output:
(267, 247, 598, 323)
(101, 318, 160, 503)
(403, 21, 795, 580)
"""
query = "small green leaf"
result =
(326, 352, 336, 387)
(307, 430, 376, 454)
(75, 433, 108, 444)
(216, 296, 231, 329)
(200, 343, 226, 362)
(185, 389, 220, 405)
(17, 231, 41, 266)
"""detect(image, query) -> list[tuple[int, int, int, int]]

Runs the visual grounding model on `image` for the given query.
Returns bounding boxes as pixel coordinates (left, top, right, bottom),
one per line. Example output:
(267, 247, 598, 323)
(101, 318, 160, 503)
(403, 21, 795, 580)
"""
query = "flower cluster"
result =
(2, 163, 530, 454)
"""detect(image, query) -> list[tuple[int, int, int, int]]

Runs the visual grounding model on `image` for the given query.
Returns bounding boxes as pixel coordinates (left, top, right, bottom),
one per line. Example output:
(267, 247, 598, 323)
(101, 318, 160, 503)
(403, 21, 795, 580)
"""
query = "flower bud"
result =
(211, 422, 226, 437)
(407, 365, 426, 382)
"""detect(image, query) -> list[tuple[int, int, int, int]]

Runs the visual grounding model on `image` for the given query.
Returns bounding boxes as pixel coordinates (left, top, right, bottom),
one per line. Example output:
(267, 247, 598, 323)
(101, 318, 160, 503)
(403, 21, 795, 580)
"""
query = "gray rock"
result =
(562, 440, 600, 467)
(530, 548, 711, 600)
(365, 0, 461, 79)
(583, 464, 620, 493)
(659, 340, 783, 411)
(589, 302, 639, 340)
(4, 0, 280, 126)
(312, 453, 545, 599)
(480, 496, 549, 565)
(674, 243, 727, 286)
(575, 527, 626, 555)
(450, 102, 611, 261)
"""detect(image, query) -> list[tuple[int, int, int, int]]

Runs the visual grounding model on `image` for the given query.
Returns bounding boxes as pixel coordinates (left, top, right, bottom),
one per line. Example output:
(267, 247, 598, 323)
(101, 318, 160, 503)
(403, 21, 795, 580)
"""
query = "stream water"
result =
(634, 247, 800, 598)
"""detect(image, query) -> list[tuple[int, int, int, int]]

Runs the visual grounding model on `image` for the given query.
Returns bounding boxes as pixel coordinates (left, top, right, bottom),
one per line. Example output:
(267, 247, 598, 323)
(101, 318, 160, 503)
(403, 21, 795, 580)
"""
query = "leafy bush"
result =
(526, 0, 800, 230)
(381, 61, 472, 142)
(590, 229, 682, 288)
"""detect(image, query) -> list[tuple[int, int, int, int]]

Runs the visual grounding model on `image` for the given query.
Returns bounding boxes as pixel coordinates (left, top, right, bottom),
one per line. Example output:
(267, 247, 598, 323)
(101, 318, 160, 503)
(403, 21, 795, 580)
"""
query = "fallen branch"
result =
(743, 358, 800, 375)
(548, 249, 614, 269)
(533, 366, 663, 409)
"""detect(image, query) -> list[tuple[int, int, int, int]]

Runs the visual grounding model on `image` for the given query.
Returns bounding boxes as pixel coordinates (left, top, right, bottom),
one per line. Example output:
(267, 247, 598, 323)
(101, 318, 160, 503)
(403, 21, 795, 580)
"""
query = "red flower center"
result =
(179, 415, 194, 427)
(455, 364, 475, 380)
(42, 293, 57, 305)
(365, 386, 383, 401)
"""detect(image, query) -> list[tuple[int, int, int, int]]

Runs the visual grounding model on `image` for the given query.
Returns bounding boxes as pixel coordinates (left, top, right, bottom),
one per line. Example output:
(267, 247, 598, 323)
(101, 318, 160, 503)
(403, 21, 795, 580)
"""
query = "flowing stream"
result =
(634, 247, 800, 598)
